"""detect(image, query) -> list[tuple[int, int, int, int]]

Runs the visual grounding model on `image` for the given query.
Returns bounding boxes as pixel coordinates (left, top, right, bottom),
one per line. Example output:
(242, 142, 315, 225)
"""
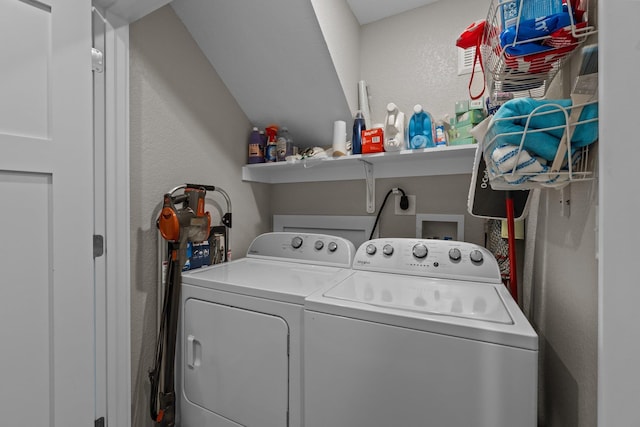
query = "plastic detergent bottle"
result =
(247, 127, 265, 164)
(408, 104, 434, 149)
(276, 127, 293, 161)
(352, 110, 366, 155)
(383, 102, 405, 152)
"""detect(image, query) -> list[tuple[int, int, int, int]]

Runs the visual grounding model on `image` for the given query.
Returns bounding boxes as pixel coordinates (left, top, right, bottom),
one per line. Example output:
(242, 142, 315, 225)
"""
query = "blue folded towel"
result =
(486, 98, 598, 161)
(500, 12, 573, 56)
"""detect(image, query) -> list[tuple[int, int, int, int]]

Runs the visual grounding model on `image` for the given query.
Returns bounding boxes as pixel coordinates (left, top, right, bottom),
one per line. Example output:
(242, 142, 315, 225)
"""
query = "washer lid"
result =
(182, 258, 353, 305)
(324, 271, 512, 324)
(306, 271, 538, 350)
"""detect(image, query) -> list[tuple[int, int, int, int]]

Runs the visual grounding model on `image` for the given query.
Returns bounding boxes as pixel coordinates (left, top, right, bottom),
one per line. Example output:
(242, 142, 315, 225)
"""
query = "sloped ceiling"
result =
(171, 0, 352, 147)
(94, 0, 172, 23)
(98, 0, 440, 147)
(346, 0, 440, 24)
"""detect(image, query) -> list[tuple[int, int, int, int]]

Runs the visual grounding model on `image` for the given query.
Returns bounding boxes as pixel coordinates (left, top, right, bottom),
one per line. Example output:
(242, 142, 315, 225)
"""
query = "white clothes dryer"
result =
(177, 232, 355, 427)
(304, 238, 538, 427)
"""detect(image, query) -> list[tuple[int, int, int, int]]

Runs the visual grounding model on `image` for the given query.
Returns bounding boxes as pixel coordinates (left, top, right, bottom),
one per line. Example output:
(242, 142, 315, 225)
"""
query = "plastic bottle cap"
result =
(387, 102, 397, 111)
(414, 104, 423, 114)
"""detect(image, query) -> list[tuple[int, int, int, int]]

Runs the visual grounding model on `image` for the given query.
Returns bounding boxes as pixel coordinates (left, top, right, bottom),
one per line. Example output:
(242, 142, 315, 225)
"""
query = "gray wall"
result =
(523, 42, 598, 425)
(271, 0, 491, 245)
(529, 184, 598, 427)
(129, 1, 598, 427)
(271, 174, 485, 245)
(361, 0, 490, 124)
(271, 1, 598, 426)
(129, 7, 270, 426)
(310, 0, 361, 114)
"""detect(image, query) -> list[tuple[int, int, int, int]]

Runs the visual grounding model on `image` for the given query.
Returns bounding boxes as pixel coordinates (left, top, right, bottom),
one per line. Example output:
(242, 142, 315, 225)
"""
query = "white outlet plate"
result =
(395, 195, 416, 215)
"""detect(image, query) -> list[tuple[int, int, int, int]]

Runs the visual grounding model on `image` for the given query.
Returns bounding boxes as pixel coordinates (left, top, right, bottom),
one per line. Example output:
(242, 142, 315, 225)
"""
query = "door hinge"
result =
(95, 417, 105, 427)
(94, 234, 105, 258)
(92, 47, 104, 73)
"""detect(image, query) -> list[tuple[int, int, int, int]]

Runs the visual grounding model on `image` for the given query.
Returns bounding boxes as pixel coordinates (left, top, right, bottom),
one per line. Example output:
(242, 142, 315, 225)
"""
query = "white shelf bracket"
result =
(362, 160, 375, 213)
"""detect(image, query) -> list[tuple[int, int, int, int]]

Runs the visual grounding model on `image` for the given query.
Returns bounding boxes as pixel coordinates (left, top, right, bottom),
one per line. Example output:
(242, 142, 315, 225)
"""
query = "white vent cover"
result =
(457, 46, 480, 76)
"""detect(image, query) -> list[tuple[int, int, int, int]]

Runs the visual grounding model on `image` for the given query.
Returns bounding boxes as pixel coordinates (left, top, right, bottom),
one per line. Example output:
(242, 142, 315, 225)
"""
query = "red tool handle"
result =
(506, 195, 518, 302)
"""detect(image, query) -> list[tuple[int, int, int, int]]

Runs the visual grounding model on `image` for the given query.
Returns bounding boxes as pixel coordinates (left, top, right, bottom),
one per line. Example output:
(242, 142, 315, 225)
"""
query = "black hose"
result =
(369, 188, 407, 240)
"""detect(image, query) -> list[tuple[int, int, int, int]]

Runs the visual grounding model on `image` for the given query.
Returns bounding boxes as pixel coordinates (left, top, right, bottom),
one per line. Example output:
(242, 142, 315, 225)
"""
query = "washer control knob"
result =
(470, 249, 484, 263)
(448, 248, 462, 261)
(328, 241, 338, 252)
(314, 240, 324, 250)
(412, 243, 428, 259)
(291, 236, 303, 249)
(366, 244, 377, 255)
(382, 244, 394, 256)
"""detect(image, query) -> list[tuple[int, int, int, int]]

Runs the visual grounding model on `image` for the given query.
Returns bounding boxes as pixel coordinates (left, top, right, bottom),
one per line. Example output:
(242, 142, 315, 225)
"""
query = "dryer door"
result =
(183, 298, 289, 427)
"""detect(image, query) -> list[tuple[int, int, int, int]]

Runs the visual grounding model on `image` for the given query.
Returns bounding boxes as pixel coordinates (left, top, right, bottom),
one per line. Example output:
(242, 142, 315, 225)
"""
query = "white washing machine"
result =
(177, 232, 355, 427)
(304, 238, 538, 427)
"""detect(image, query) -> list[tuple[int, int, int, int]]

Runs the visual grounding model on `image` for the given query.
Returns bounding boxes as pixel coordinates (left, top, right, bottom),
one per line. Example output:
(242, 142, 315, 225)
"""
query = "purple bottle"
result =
(247, 127, 265, 164)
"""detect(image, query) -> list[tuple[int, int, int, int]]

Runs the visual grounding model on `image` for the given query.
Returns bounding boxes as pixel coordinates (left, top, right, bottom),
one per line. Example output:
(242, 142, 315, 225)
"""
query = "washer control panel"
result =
(353, 238, 501, 283)
(247, 232, 356, 267)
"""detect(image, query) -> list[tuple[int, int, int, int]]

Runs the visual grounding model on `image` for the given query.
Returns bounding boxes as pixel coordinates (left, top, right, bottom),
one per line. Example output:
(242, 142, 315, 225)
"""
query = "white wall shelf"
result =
(241, 144, 477, 184)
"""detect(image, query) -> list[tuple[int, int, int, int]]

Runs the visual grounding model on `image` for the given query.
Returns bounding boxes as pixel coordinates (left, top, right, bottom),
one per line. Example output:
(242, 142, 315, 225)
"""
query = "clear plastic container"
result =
(276, 127, 293, 161)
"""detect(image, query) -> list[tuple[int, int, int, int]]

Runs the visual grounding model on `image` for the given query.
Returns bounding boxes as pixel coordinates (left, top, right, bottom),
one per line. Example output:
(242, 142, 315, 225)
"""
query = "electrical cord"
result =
(369, 187, 408, 240)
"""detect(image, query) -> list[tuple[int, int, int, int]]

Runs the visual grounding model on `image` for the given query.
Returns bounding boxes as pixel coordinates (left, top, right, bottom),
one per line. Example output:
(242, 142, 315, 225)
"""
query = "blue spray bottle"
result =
(408, 104, 434, 149)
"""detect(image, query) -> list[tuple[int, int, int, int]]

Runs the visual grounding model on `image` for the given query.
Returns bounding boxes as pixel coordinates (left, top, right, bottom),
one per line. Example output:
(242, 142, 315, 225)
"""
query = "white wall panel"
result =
(0, 171, 51, 426)
(0, 1, 50, 139)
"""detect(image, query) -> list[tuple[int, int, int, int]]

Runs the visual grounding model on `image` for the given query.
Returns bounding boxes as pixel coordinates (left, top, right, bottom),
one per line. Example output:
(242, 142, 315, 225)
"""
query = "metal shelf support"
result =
(362, 159, 375, 213)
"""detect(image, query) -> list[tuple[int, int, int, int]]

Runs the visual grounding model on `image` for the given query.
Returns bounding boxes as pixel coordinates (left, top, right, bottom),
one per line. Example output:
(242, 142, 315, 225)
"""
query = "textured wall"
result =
(529, 184, 598, 427)
(271, 174, 485, 245)
(271, 2, 598, 426)
(129, 6, 270, 426)
(360, 0, 490, 125)
(310, 0, 362, 114)
(270, 0, 491, 243)
(523, 46, 598, 426)
(128, 2, 598, 427)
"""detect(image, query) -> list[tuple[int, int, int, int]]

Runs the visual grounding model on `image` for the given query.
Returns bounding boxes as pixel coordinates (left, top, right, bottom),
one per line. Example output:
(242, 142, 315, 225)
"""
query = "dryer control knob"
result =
(470, 249, 484, 263)
(448, 248, 462, 261)
(291, 236, 303, 249)
(382, 244, 394, 256)
(366, 244, 377, 255)
(328, 242, 338, 252)
(412, 243, 428, 259)
(314, 240, 324, 250)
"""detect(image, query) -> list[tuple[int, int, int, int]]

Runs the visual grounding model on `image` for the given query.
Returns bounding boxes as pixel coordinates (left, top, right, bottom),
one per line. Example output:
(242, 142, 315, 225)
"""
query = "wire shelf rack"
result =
(481, 0, 596, 100)
(482, 99, 598, 190)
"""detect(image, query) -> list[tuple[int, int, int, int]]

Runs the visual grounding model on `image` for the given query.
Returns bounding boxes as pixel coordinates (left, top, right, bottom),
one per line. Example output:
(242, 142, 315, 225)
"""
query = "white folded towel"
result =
(490, 145, 567, 185)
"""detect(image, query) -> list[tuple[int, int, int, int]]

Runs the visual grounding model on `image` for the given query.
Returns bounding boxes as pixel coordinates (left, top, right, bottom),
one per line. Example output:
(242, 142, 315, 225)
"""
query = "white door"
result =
(0, 1, 96, 426)
(183, 299, 289, 427)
